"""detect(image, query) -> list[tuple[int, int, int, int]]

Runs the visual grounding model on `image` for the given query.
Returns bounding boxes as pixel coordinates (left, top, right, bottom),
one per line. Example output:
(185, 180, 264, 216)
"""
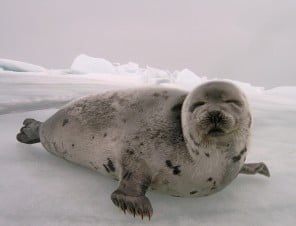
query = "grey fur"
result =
(16, 81, 270, 219)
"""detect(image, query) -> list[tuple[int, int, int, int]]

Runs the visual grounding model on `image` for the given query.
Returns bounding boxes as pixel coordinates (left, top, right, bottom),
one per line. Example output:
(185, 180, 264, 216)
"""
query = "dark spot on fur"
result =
(153, 92, 160, 97)
(103, 133, 107, 137)
(91, 135, 95, 139)
(166, 160, 173, 168)
(134, 136, 139, 140)
(62, 119, 69, 127)
(190, 147, 200, 155)
(140, 142, 144, 146)
(232, 155, 241, 162)
(211, 187, 216, 190)
(166, 160, 181, 175)
(122, 118, 127, 123)
(103, 164, 110, 173)
(122, 171, 133, 180)
(89, 161, 98, 170)
(207, 177, 213, 182)
(171, 103, 183, 112)
(107, 158, 115, 172)
(126, 149, 134, 155)
(205, 153, 210, 157)
(240, 147, 247, 154)
(232, 147, 247, 163)
(71, 144, 75, 147)
(173, 166, 181, 175)
(190, 190, 198, 195)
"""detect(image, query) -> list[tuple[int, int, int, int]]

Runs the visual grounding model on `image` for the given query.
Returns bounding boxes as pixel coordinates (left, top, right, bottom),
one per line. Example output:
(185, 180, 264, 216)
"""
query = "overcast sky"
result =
(1, 0, 296, 88)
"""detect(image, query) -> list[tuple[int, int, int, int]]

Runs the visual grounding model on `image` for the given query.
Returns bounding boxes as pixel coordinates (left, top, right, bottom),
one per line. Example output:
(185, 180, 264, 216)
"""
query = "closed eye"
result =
(225, 100, 242, 106)
(189, 101, 205, 112)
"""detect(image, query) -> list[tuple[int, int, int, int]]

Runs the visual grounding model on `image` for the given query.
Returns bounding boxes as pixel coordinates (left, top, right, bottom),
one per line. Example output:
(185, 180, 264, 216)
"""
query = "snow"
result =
(71, 54, 117, 74)
(0, 59, 46, 72)
(0, 56, 296, 225)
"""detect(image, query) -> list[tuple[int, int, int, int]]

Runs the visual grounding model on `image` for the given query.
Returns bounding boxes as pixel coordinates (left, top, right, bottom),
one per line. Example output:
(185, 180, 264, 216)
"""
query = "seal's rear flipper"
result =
(16, 118, 42, 144)
(239, 162, 270, 177)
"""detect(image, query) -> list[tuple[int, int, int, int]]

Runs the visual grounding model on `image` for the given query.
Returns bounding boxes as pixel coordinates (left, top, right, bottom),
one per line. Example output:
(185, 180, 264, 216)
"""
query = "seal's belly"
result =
(151, 152, 242, 197)
(39, 108, 123, 179)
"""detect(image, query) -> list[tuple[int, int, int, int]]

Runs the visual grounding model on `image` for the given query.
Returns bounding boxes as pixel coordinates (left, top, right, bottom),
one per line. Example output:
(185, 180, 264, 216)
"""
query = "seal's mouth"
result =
(208, 127, 225, 136)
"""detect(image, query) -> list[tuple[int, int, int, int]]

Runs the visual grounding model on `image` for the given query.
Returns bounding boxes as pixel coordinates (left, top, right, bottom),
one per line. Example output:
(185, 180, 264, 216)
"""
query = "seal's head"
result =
(181, 81, 252, 156)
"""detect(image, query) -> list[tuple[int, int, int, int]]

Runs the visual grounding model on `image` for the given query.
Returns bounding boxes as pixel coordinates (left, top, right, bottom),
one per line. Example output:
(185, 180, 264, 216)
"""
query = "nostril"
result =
(208, 111, 222, 124)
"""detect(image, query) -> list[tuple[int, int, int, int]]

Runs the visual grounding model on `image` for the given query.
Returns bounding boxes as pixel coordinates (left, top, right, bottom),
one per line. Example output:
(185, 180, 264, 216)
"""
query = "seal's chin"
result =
(207, 127, 225, 137)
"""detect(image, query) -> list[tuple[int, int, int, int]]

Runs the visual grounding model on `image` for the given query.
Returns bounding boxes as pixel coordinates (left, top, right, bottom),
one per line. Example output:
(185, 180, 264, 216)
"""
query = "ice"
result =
(0, 71, 143, 114)
(265, 86, 296, 100)
(0, 56, 296, 225)
(71, 54, 116, 74)
(115, 62, 140, 74)
(174, 69, 207, 90)
(0, 59, 46, 72)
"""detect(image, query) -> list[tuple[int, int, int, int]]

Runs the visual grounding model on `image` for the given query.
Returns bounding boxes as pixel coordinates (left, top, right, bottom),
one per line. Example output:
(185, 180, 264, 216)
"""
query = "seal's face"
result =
(188, 81, 250, 138)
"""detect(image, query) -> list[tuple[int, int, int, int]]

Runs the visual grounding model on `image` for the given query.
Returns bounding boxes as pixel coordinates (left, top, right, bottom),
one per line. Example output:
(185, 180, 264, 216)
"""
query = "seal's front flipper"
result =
(111, 164, 153, 220)
(111, 190, 152, 219)
(240, 162, 270, 177)
(16, 118, 42, 144)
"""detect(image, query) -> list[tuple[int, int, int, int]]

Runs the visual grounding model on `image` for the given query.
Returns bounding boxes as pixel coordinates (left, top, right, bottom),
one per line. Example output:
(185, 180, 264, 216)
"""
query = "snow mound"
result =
(71, 54, 116, 74)
(174, 69, 207, 90)
(115, 62, 140, 74)
(0, 59, 46, 72)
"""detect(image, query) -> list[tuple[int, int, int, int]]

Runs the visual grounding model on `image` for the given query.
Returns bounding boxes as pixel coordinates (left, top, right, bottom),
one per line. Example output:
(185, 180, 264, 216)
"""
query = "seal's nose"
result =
(208, 111, 222, 125)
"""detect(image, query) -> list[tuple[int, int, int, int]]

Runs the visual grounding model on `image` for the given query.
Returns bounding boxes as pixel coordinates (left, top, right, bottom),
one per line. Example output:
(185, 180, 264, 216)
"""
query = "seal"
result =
(16, 81, 270, 219)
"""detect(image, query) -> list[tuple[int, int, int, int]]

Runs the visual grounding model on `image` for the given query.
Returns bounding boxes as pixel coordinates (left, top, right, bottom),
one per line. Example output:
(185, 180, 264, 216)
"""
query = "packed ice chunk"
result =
(71, 54, 116, 74)
(174, 69, 206, 90)
(115, 62, 140, 74)
(0, 59, 46, 72)
(141, 66, 173, 85)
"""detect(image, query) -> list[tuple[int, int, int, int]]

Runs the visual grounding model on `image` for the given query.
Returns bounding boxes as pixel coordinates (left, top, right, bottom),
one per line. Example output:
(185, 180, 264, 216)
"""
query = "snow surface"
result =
(0, 59, 46, 72)
(0, 56, 296, 226)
